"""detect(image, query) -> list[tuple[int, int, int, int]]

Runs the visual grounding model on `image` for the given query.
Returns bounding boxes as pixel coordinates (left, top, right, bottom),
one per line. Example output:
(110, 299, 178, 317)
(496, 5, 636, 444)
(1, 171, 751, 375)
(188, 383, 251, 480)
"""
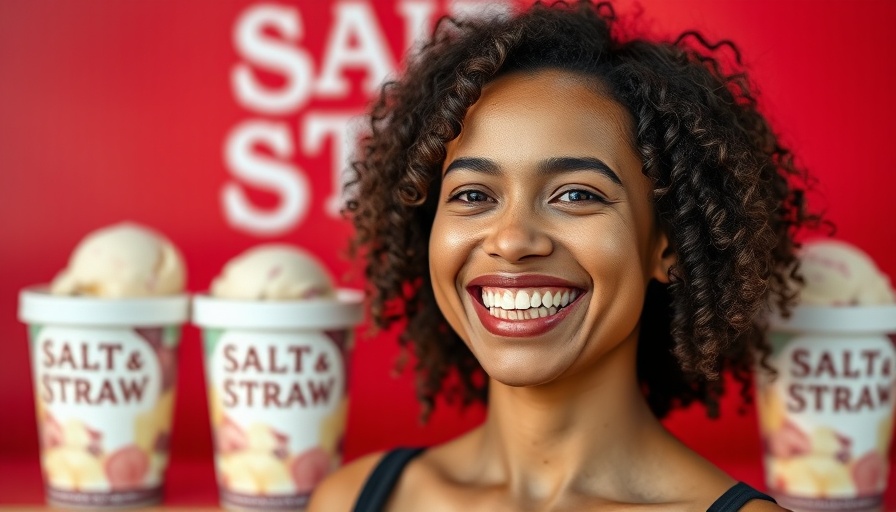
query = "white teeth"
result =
(501, 291, 514, 310)
(515, 290, 530, 309)
(487, 301, 569, 321)
(530, 291, 541, 308)
(481, 287, 581, 320)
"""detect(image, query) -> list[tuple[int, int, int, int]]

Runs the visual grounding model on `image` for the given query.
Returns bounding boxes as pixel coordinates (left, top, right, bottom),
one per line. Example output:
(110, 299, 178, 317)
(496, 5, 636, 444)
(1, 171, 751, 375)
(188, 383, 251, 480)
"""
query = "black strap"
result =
(352, 447, 426, 512)
(707, 482, 777, 512)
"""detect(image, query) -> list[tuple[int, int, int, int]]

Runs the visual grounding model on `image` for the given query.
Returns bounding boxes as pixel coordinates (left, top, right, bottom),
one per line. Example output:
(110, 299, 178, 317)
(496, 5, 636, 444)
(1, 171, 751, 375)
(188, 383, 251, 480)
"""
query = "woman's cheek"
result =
(569, 221, 649, 328)
(429, 216, 476, 333)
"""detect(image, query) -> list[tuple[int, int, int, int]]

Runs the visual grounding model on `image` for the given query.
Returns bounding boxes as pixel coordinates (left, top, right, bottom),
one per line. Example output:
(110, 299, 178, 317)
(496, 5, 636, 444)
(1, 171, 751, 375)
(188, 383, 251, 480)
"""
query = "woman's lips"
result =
(468, 274, 579, 289)
(466, 275, 584, 338)
(470, 292, 580, 337)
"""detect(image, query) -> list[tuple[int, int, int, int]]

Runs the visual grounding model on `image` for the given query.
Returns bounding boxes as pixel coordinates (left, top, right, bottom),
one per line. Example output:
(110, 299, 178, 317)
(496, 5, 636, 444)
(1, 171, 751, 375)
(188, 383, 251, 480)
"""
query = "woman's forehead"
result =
(444, 69, 641, 178)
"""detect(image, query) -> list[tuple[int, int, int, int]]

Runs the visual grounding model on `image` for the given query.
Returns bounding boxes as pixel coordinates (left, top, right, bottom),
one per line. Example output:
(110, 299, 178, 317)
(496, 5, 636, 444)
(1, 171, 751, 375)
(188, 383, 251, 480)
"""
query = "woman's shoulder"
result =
(645, 437, 784, 512)
(306, 451, 387, 512)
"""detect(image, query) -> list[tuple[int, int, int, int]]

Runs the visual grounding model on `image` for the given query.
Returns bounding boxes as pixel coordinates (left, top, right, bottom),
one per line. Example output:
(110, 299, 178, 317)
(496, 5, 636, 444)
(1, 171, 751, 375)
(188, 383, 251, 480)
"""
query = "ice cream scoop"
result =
(797, 239, 895, 306)
(50, 222, 186, 298)
(210, 244, 334, 300)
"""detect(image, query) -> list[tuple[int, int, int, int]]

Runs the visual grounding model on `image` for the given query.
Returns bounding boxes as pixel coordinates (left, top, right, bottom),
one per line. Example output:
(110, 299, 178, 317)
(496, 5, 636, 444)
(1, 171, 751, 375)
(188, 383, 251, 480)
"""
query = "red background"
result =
(1, 0, 895, 506)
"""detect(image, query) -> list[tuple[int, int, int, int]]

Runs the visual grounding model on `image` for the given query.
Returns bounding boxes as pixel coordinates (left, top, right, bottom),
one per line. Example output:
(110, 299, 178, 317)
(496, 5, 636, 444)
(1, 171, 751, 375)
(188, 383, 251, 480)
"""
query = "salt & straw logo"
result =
(210, 330, 344, 428)
(35, 327, 160, 420)
(207, 330, 346, 504)
(31, 326, 163, 501)
(219, 339, 340, 410)
(786, 345, 894, 414)
(222, 1, 399, 236)
(221, 1, 511, 236)
(760, 332, 896, 503)
(40, 339, 151, 407)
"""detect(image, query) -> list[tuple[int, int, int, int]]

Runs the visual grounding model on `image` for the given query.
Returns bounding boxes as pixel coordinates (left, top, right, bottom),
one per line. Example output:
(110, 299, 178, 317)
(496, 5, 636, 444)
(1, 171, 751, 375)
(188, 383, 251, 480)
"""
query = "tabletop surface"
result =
(3, 454, 896, 510)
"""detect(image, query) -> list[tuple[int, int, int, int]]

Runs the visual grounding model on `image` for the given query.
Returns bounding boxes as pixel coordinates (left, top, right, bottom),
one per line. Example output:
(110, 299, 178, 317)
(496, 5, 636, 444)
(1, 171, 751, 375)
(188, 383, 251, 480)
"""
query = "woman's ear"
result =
(651, 230, 677, 284)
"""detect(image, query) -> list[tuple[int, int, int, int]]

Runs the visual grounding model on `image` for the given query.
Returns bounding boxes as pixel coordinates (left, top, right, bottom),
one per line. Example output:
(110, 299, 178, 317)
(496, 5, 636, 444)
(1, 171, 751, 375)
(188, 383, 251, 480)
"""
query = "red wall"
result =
(1, 0, 895, 488)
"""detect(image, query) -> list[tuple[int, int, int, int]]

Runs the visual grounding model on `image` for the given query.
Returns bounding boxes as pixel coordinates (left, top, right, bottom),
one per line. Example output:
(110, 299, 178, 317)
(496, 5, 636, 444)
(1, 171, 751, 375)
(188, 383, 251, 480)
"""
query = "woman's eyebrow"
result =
(538, 157, 622, 186)
(444, 157, 499, 176)
(443, 156, 623, 187)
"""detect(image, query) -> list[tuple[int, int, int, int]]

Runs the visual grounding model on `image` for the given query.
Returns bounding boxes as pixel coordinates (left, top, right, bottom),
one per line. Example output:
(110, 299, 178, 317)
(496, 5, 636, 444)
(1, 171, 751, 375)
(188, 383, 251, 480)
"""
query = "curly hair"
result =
(347, 1, 817, 420)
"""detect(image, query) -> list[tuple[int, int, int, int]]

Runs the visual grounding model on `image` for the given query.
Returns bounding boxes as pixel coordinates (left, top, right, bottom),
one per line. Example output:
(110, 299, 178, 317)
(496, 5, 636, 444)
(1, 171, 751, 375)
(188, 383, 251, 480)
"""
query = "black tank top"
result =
(351, 448, 777, 512)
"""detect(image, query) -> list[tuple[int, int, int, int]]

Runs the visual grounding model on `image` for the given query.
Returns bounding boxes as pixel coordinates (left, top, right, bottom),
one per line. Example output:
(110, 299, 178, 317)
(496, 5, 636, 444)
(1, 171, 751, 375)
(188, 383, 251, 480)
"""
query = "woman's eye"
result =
(556, 189, 604, 203)
(450, 190, 493, 203)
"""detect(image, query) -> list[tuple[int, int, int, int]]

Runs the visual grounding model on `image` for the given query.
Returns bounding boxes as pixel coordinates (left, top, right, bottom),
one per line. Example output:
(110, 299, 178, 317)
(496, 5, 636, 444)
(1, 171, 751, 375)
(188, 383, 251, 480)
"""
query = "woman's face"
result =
(429, 69, 672, 387)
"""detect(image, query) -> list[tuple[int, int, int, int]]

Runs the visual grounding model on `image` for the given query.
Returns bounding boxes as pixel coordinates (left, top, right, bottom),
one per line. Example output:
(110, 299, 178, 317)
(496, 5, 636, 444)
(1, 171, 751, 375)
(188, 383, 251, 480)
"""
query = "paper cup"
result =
(192, 289, 362, 512)
(18, 287, 189, 509)
(757, 305, 896, 512)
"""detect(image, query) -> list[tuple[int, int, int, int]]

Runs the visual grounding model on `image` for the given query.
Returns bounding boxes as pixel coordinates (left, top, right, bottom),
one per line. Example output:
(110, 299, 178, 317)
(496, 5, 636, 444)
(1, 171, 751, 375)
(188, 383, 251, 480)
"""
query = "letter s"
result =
(42, 339, 55, 368)
(231, 4, 314, 114)
(787, 383, 806, 412)
(791, 348, 811, 378)
(222, 120, 310, 236)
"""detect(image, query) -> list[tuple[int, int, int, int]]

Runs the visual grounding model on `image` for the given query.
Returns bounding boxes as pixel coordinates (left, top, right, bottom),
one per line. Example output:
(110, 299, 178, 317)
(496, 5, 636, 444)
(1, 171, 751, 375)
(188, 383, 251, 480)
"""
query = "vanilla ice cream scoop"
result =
(210, 244, 334, 300)
(797, 239, 895, 306)
(50, 222, 186, 298)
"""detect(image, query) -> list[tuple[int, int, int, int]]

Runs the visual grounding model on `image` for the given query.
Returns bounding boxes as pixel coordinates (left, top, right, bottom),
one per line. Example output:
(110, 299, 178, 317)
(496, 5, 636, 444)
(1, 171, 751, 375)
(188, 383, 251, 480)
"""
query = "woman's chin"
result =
(479, 352, 575, 389)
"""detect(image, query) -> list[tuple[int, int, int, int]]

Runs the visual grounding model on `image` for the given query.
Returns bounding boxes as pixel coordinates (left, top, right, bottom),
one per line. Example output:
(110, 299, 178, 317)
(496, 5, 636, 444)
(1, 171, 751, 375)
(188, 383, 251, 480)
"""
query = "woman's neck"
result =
(475, 333, 668, 503)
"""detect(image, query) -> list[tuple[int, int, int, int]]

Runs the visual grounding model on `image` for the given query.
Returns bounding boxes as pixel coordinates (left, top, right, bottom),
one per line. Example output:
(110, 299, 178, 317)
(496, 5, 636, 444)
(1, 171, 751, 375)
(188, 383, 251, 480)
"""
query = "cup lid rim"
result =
(192, 289, 364, 330)
(18, 286, 190, 326)
(768, 304, 896, 333)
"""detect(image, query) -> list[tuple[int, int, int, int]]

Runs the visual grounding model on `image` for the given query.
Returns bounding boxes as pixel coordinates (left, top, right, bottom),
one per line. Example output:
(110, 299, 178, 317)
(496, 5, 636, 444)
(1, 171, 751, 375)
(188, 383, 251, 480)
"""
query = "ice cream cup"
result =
(757, 305, 896, 512)
(18, 286, 189, 509)
(192, 289, 363, 511)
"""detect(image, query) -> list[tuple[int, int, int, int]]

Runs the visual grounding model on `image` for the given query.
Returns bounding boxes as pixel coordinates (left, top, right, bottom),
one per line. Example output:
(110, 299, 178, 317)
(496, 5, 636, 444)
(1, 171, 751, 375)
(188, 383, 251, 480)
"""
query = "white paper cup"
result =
(757, 305, 896, 512)
(192, 289, 363, 512)
(18, 286, 189, 509)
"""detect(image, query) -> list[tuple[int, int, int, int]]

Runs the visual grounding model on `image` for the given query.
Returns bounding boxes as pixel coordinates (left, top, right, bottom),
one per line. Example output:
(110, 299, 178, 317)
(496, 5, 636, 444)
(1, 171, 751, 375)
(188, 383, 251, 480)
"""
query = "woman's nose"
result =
(482, 209, 553, 263)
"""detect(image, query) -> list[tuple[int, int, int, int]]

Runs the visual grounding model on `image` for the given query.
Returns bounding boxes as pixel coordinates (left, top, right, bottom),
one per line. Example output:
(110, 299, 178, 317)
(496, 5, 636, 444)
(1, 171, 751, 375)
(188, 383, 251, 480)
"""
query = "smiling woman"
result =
(431, 71, 669, 388)
(309, 1, 817, 511)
